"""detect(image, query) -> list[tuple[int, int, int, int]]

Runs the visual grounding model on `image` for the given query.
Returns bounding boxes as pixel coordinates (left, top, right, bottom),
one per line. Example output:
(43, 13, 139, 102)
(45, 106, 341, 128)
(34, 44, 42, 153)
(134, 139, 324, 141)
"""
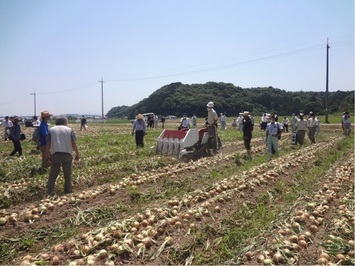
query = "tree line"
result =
(106, 82, 354, 119)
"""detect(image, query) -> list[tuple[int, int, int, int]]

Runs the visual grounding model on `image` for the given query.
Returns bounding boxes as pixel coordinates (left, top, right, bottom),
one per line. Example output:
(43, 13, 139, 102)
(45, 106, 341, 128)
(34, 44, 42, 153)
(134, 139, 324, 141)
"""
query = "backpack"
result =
(32, 128, 39, 144)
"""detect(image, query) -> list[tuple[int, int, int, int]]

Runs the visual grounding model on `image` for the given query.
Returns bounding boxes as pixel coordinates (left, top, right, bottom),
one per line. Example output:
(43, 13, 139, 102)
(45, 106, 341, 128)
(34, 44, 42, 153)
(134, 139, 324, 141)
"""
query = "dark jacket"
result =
(10, 123, 21, 141)
(242, 117, 254, 136)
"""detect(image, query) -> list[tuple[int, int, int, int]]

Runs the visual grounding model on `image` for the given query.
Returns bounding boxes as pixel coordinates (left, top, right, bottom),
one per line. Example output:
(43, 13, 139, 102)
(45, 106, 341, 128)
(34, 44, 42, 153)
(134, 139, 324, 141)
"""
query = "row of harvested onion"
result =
(16, 138, 341, 265)
(242, 156, 354, 265)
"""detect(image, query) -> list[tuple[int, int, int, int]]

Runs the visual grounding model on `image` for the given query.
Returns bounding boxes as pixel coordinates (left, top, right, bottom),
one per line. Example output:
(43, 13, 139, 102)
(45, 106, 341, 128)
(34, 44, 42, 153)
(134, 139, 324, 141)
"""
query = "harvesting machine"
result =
(155, 127, 221, 162)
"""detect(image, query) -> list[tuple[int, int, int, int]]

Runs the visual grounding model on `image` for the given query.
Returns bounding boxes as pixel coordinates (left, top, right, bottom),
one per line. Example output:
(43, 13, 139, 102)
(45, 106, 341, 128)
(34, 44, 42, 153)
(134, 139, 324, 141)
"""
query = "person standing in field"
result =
(291, 113, 298, 133)
(295, 113, 307, 146)
(161, 116, 166, 129)
(260, 113, 268, 130)
(307, 111, 317, 144)
(2, 116, 13, 141)
(179, 114, 190, 130)
(206, 101, 219, 154)
(282, 117, 289, 133)
(242, 111, 253, 158)
(237, 113, 243, 132)
(265, 114, 281, 161)
(80, 116, 87, 131)
(315, 115, 320, 135)
(38, 111, 52, 174)
(192, 114, 197, 128)
(342, 112, 351, 137)
(220, 112, 227, 130)
(46, 117, 79, 195)
(31, 116, 40, 146)
(9, 116, 22, 156)
(132, 114, 146, 148)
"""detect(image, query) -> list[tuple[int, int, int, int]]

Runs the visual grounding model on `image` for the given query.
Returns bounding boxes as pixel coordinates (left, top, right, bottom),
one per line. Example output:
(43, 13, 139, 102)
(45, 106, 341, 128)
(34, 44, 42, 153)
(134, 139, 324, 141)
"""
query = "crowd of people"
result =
(2, 111, 80, 196)
(2, 106, 351, 196)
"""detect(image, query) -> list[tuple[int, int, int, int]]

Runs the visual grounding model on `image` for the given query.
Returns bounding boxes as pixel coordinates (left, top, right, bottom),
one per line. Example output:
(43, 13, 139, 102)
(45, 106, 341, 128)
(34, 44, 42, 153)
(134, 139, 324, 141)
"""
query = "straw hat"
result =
(41, 111, 52, 118)
(136, 114, 143, 119)
(243, 111, 250, 116)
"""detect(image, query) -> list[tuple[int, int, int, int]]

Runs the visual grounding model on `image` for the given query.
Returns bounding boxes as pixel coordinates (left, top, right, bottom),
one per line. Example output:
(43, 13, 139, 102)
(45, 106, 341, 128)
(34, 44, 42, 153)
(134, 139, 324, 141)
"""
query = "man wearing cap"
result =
(206, 101, 219, 153)
(38, 111, 52, 174)
(265, 114, 281, 161)
(242, 111, 253, 157)
(132, 114, 146, 148)
(342, 112, 351, 137)
(307, 112, 317, 144)
(46, 116, 79, 195)
(295, 113, 307, 146)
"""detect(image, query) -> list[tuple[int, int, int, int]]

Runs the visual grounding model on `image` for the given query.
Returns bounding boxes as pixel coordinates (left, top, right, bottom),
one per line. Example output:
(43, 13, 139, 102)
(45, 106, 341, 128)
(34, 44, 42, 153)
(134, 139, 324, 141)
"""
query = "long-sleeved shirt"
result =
(266, 122, 280, 136)
(242, 117, 253, 136)
(133, 119, 146, 132)
(9, 123, 21, 141)
(307, 117, 317, 127)
(207, 109, 218, 125)
(39, 120, 49, 146)
(296, 119, 307, 131)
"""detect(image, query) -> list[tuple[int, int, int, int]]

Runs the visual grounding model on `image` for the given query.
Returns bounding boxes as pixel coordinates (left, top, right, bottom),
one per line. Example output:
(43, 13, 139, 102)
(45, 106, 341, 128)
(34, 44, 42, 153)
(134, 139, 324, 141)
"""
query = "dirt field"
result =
(0, 122, 353, 265)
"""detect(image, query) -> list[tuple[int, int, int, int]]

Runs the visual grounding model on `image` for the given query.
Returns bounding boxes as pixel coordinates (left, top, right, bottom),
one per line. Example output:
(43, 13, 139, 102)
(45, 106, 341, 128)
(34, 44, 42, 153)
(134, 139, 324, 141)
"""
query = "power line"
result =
(107, 44, 325, 82)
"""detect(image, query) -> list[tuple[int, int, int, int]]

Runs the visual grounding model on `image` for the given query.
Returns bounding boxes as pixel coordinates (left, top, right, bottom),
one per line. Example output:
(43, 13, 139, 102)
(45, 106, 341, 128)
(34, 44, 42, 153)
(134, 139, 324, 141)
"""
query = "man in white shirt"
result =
(45, 116, 79, 195)
(220, 113, 227, 130)
(179, 114, 190, 130)
(291, 113, 298, 133)
(307, 112, 317, 144)
(207, 101, 219, 153)
(2, 116, 13, 141)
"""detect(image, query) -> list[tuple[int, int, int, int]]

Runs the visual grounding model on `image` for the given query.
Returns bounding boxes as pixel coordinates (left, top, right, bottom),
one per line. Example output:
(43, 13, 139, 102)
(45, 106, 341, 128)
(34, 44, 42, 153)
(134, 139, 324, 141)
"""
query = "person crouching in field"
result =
(46, 117, 79, 196)
(132, 114, 146, 148)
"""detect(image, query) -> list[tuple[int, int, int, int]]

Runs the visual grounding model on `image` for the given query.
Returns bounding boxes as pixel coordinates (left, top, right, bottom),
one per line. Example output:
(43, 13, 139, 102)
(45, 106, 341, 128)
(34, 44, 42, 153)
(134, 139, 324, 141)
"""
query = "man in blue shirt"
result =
(38, 111, 52, 174)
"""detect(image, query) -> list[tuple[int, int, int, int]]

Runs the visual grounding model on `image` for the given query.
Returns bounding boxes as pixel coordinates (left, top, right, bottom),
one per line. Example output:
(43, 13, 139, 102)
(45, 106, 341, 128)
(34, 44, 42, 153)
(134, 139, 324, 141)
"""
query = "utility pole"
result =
(30, 91, 37, 116)
(98, 78, 105, 119)
(325, 39, 330, 123)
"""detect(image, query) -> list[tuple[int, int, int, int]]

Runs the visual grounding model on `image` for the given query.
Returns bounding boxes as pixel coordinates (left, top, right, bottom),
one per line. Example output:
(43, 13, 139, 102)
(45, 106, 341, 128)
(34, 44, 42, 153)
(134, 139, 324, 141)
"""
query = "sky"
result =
(0, 0, 354, 117)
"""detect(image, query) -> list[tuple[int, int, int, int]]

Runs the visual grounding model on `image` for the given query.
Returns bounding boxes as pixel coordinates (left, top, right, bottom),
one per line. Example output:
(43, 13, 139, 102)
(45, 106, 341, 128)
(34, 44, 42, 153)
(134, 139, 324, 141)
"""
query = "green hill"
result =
(106, 82, 354, 119)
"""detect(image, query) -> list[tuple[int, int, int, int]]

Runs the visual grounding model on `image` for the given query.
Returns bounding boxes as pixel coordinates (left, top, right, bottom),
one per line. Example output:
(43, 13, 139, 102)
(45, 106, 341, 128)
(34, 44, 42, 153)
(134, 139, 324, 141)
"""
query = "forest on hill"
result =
(106, 82, 354, 119)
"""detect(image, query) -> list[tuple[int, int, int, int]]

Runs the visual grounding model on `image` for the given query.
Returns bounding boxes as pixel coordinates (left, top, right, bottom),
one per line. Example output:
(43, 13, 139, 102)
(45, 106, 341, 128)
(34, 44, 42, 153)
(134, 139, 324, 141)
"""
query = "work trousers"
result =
(267, 135, 279, 159)
(296, 130, 306, 145)
(4, 127, 9, 140)
(343, 124, 351, 136)
(47, 152, 73, 195)
(308, 127, 316, 144)
(243, 133, 252, 150)
(135, 130, 145, 148)
(208, 125, 218, 152)
(10, 139, 22, 156)
(39, 145, 50, 171)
